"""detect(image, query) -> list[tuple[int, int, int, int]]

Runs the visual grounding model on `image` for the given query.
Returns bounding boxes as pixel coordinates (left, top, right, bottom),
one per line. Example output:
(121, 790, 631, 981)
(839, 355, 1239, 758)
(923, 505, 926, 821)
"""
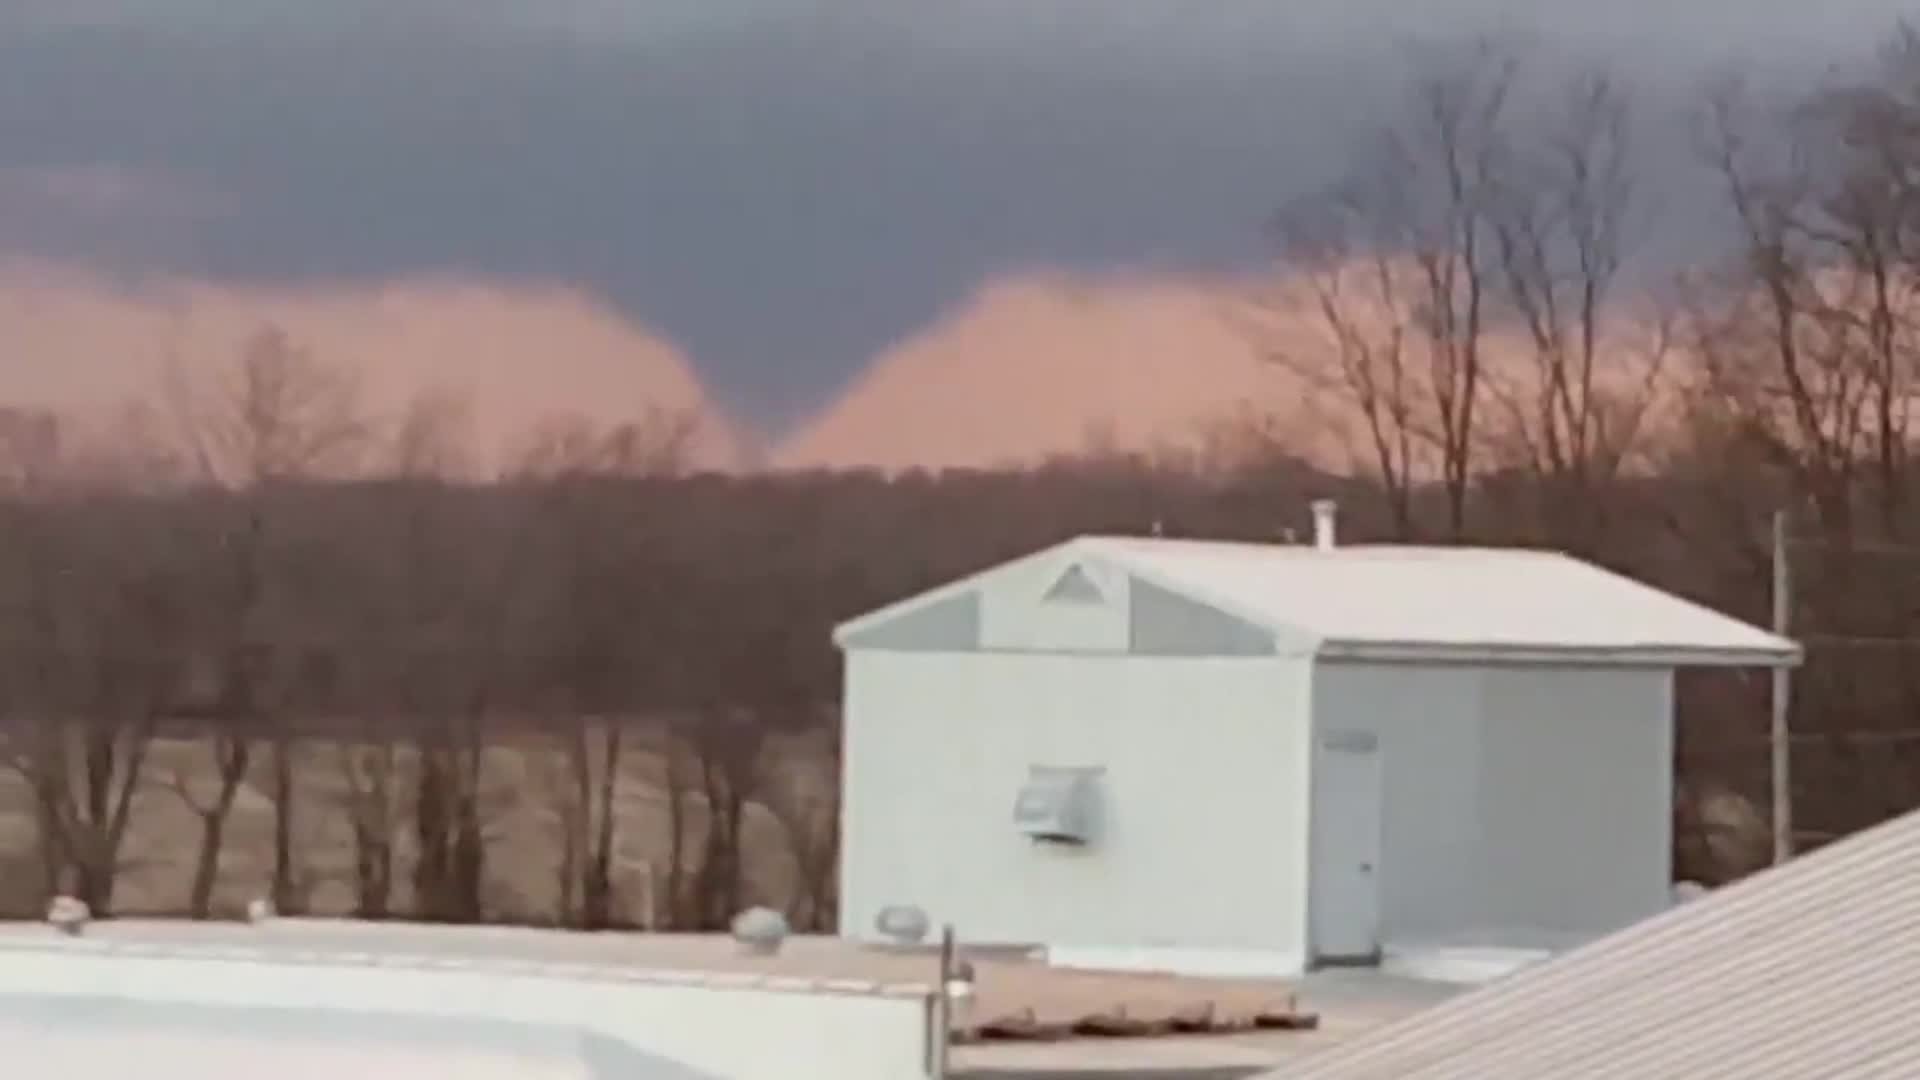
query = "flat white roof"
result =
(0, 1004, 607, 1080)
(838, 535, 1800, 667)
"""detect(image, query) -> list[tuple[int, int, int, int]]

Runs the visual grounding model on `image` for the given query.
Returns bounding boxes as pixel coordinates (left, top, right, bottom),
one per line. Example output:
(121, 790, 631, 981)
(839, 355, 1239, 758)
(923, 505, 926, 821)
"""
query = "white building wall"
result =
(1310, 663, 1486, 947)
(1476, 665, 1674, 945)
(1312, 662, 1674, 952)
(839, 649, 1314, 961)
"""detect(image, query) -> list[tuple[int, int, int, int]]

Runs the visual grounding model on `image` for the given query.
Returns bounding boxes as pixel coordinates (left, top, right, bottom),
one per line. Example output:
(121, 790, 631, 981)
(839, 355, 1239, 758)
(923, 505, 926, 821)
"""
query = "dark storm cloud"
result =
(0, 1, 1908, 429)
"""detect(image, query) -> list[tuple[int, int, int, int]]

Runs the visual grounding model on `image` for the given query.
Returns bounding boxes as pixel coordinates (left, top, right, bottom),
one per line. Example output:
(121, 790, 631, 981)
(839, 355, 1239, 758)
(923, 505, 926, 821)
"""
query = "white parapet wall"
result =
(0, 937, 934, 1080)
(1045, 944, 1306, 979)
(1378, 944, 1555, 986)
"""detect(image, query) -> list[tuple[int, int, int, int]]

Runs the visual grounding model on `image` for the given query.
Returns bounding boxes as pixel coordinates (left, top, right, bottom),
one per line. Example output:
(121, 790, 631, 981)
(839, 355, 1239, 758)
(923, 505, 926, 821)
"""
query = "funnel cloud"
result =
(0, 2, 1906, 460)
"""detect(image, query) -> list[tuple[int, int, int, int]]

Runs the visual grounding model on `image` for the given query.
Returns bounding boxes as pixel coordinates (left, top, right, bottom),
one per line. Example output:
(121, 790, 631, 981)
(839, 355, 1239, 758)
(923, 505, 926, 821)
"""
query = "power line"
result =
(1785, 535, 1920, 558)
(1694, 728, 1920, 747)
(1801, 633, 1920, 650)
(1797, 730, 1920, 746)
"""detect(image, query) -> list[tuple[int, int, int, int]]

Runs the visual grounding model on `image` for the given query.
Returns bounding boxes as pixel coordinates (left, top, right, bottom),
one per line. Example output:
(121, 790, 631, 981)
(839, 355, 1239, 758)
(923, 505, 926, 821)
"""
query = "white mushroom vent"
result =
(875, 904, 930, 945)
(1671, 881, 1709, 907)
(731, 906, 790, 955)
(46, 895, 90, 937)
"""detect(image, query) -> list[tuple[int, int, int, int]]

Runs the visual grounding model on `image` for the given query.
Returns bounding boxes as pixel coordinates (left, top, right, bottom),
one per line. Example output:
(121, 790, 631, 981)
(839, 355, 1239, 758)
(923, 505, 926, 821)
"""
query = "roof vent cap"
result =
(1311, 499, 1337, 551)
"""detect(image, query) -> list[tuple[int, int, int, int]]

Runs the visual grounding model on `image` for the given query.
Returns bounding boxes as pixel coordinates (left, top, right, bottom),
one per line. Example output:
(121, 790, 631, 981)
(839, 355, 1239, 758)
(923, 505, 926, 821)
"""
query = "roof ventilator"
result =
(1043, 563, 1106, 605)
(1312, 499, 1337, 551)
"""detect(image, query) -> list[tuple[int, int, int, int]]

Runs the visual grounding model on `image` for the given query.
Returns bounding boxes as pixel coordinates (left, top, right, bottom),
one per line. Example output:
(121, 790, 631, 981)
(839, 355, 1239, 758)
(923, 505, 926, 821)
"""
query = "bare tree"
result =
(1688, 39, 1920, 541)
(1803, 31, 1920, 537)
(1264, 217, 1425, 537)
(1480, 69, 1670, 551)
(566, 716, 626, 928)
(659, 727, 697, 927)
(384, 485, 504, 924)
(323, 391, 475, 919)
(760, 718, 841, 931)
(164, 560, 268, 920)
(1682, 29, 1920, 841)
(1692, 81, 1869, 537)
(684, 710, 764, 927)
(517, 411, 695, 928)
(669, 478, 843, 929)
(0, 496, 189, 915)
(1400, 41, 1518, 537)
(334, 731, 401, 918)
(163, 326, 371, 915)
(1269, 38, 1521, 538)
(171, 327, 369, 489)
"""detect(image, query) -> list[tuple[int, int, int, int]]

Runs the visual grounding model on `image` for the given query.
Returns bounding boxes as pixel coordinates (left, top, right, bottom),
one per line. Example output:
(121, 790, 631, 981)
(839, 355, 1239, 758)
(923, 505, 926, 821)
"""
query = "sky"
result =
(0, 1, 1910, 439)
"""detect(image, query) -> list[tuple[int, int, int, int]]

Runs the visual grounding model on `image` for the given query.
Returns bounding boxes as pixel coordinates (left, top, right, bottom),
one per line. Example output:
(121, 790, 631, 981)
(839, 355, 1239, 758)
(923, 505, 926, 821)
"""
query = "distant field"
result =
(0, 732, 835, 925)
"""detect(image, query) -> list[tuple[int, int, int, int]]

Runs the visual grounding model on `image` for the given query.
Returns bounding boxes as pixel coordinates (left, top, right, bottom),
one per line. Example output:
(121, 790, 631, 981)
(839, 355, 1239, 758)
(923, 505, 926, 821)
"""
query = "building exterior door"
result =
(1310, 729, 1384, 964)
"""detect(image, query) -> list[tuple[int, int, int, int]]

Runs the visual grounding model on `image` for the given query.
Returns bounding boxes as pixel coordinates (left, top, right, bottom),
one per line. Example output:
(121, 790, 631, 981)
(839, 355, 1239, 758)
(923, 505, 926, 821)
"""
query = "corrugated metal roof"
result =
(1265, 805, 1920, 1080)
(1079, 536, 1797, 665)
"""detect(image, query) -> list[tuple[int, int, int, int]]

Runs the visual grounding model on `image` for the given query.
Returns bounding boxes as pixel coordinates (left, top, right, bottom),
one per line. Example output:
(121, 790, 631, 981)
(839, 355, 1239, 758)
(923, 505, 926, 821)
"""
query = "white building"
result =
(833, 509, 1799, 977)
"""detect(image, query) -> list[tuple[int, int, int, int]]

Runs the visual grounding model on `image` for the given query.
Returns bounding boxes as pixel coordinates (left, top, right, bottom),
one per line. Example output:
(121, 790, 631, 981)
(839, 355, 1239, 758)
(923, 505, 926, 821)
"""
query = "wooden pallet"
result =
(955, 1007, 1321, 1042)
(951, 968, 1320, 1043)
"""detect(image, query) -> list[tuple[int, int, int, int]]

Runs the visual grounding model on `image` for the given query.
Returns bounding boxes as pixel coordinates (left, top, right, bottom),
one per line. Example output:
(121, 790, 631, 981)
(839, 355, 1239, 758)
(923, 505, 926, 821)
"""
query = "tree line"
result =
(0, 352, 1375, 927)
(6, 28, 1920, 925)
(1261, 28, 1920, 869)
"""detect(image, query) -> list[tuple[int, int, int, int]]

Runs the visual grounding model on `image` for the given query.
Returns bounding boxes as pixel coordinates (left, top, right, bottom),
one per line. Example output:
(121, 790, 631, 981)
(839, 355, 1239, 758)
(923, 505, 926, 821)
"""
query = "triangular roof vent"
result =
(1043, 563, 1106, 605)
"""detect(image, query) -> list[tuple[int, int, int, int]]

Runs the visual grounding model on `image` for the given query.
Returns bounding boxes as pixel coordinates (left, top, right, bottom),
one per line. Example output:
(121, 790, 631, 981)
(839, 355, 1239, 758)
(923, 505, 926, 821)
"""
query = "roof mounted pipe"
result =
(1311, 499, 1337, 551)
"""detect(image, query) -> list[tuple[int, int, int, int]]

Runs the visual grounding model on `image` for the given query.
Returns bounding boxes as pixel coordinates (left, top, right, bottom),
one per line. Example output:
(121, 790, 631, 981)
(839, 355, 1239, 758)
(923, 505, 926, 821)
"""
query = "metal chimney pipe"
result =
(1311, 499, 1337, 551)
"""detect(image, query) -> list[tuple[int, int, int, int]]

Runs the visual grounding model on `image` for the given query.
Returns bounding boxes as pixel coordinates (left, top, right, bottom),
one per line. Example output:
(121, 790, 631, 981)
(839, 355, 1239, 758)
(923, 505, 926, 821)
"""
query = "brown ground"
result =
(0, 733, 832, 925)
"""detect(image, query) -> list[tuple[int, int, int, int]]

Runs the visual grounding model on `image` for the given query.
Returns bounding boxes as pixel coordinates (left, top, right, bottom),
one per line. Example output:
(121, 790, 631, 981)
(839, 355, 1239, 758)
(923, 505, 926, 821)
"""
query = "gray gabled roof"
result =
(835, 536, 1800, 667)
(1270, 805, 1920, 1080)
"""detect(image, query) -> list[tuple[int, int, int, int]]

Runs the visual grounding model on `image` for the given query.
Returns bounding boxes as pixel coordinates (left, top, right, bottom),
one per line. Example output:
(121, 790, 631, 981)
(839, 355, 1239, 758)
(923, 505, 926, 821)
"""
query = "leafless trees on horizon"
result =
(1264, 24, 1920, 854)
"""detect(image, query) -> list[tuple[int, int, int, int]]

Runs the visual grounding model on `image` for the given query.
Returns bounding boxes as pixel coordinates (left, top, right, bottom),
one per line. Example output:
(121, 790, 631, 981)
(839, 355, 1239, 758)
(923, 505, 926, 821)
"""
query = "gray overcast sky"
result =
(0, 1, 1908, 431)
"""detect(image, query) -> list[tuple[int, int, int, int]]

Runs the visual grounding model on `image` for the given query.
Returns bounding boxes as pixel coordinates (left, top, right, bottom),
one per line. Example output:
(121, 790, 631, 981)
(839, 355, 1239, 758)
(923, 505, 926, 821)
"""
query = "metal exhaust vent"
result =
(1013, 765, 1103, 845)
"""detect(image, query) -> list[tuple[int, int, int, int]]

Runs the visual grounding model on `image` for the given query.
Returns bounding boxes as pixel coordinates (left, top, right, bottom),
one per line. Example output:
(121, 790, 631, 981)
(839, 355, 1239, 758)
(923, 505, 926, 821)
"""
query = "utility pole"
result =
(1771, 509, 1793, 865)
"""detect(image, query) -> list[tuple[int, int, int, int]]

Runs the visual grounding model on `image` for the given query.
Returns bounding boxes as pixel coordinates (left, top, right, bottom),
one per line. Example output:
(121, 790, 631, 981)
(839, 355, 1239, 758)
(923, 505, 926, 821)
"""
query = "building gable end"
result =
(838, 590, 982, 651)
(1128, 575, 1277, 656)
